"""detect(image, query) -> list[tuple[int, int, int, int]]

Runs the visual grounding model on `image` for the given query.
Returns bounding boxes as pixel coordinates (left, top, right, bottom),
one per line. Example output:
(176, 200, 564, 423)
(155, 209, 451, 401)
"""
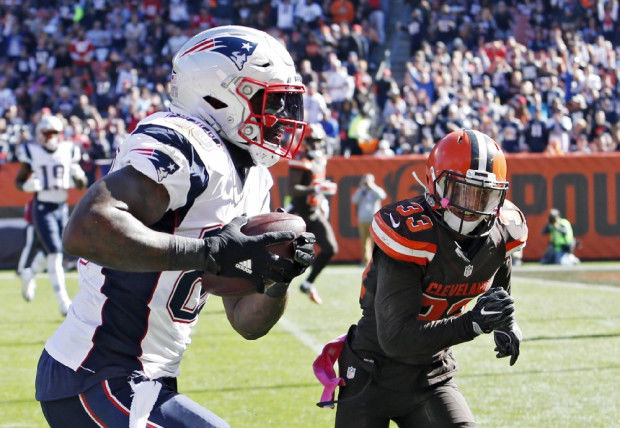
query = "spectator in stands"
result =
(590, 109, 613, 140)
(374, 67, 396, 113)
(161, 25, 189, 58)
(86, 20, 111, 63)
(541, 208, 580, 265)
(124, 13, 147, 45)
(547, 108, 573, 153)
(494, 1, 512, 40)
(498, 107, 525, 153)
(0, 76, 17, 117)
(525, 106, 550, 153)
(295, 0, 323, 29)
(275, 0, 296, 34)
(324, 54, 355, 112)
(0, 0, 616, 172)
(69, 28, 94, 68)
(404, 8, 428, 55)
(168, 0, 190, 29)
(330, 0, 355, 24)
(304, 81, 329, 125)
(374, 138, 395, 157)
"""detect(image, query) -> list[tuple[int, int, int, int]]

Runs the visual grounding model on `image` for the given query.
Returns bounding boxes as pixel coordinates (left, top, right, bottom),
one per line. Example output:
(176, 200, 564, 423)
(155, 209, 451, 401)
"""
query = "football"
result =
(201, 212, 306, 297)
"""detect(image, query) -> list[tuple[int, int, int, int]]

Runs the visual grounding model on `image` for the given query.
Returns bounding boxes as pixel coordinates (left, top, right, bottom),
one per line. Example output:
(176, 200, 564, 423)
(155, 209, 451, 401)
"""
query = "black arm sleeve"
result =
(373, 249, 477, 363)
(491, 256, 512, 294)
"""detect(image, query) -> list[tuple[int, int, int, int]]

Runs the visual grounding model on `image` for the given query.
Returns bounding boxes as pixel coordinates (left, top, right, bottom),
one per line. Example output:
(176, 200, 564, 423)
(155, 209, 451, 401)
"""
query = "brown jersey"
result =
(288, 154, 328, 217)
(351, 195, 527, 390)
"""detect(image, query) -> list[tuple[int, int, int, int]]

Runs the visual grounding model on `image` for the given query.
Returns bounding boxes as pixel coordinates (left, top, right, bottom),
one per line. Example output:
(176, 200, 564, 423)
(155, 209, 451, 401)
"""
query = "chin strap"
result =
(411, 171, 429, 193)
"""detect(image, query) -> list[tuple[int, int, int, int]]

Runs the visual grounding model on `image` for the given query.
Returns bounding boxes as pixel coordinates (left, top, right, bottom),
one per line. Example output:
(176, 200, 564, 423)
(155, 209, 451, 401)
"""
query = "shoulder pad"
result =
(370, 197, 437, 265)
(139, 111, 223, 152)
(498, 200, 528, 257)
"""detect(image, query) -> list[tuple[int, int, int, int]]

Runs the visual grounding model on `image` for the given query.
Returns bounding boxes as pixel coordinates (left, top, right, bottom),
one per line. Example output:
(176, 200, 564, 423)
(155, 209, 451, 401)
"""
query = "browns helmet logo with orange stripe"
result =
(425, 129, 509, 237)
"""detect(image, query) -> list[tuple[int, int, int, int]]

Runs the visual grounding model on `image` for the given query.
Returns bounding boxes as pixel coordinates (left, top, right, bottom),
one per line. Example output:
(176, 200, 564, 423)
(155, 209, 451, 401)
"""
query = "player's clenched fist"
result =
(470, 287, 514, 335)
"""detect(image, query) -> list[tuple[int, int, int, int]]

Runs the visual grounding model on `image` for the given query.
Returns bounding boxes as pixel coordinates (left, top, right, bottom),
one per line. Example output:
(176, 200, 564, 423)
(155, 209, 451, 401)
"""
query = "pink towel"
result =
(312, 334, 347, 408)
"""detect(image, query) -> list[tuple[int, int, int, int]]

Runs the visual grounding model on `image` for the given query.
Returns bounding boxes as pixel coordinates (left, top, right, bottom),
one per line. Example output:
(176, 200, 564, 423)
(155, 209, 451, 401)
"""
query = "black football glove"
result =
(265, 232, 316, 297)
(494, 321, 523, 366)
(470, 287, 515, 335)
(204, 216, 297, 290)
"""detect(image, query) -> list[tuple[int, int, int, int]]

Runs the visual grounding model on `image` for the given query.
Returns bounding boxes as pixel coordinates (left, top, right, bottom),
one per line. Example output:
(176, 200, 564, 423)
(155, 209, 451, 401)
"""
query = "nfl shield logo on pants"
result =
(346, 366, 356, 379)
(464, 265, 473, 277)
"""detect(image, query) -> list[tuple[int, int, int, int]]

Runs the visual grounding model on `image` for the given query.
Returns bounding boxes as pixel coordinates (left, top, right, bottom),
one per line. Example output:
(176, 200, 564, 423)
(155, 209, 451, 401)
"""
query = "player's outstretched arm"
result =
(63, 165, 207, 272)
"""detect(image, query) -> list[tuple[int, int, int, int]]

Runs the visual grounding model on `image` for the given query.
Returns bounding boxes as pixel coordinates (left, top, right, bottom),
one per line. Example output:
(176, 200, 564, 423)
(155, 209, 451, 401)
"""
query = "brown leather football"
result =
(201, 212, 306, 297)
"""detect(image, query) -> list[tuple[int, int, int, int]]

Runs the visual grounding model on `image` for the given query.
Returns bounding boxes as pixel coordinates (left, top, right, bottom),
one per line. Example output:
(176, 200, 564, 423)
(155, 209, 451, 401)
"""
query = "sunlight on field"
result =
(0, 263, 618, 427)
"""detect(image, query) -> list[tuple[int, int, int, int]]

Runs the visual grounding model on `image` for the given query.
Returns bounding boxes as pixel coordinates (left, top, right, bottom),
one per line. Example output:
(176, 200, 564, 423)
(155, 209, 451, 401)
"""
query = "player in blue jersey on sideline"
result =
(35, 26, 315, 428)
(15, 113, 87, 315)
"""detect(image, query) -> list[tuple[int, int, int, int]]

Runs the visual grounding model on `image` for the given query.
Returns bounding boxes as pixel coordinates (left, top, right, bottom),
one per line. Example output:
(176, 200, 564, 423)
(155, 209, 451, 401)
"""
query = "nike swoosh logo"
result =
(388, 213, 400, 228)
(480, 308, 502, 316)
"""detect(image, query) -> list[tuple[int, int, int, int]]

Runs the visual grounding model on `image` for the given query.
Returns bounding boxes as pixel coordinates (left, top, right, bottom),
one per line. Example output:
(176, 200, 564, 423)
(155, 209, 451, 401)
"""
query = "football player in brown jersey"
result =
(315, 129, 527, 427)
(287, 124, 339, 304)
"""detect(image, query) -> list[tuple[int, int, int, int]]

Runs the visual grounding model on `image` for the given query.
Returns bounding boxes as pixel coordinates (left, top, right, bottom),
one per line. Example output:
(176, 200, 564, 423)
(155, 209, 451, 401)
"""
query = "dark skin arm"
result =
(14, 163, 32, 190)
(63, 164, 288, 339)
(62, 165, 205, 271)
(222, 292, 288, 340)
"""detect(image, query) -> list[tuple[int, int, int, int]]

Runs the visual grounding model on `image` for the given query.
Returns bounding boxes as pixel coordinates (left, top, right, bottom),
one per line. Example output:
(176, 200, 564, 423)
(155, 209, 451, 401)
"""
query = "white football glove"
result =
(70, 163, 87, 189)
(22, 176, 43, 192)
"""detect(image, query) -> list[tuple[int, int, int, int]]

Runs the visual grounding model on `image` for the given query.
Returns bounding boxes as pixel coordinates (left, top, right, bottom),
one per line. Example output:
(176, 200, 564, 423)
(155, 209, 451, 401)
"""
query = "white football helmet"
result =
(170, 26, 308, 167)
(36, 115, 64, 151)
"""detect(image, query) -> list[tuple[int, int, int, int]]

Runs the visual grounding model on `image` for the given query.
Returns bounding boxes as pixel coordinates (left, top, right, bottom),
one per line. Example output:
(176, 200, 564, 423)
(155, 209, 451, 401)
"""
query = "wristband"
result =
(203, 238, 220, 274)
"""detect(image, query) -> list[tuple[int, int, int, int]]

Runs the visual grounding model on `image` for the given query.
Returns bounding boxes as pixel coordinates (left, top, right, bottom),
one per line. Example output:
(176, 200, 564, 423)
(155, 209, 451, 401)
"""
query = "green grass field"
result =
(0, 262, 619, 427)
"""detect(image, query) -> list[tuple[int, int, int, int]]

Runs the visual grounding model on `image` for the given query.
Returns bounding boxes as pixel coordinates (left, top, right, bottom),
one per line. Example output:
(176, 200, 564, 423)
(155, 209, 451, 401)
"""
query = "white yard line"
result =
(277, 317, 323, 355)
(513, 265, 620, 272)
(512, 275, 618, 291)
(0, 272, 80, 280)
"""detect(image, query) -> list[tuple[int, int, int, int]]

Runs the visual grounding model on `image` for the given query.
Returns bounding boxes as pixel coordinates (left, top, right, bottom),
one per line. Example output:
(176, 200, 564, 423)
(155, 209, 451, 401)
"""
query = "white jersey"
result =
(44, 111, 273, 381)
(16, 141, 82, 203)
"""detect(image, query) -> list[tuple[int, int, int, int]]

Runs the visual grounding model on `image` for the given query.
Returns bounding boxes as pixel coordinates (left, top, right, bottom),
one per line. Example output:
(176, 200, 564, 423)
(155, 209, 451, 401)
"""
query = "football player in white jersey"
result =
(15, 114, 87, 315)
(35, 26, 315, 428)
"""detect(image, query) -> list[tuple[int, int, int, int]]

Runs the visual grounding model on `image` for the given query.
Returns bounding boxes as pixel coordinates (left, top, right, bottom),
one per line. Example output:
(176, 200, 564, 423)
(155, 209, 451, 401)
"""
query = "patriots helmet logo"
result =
(180, 36, 258, 71)
(132, 148, 180, 182)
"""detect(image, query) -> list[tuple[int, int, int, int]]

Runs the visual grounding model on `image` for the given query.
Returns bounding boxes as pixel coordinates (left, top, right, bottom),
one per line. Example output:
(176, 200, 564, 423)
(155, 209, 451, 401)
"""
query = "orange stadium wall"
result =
(1, 153, 618, 261)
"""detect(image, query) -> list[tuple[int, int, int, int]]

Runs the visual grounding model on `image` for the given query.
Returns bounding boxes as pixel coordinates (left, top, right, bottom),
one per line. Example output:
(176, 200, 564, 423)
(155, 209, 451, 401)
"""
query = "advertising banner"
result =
(1, 153, 618, 263)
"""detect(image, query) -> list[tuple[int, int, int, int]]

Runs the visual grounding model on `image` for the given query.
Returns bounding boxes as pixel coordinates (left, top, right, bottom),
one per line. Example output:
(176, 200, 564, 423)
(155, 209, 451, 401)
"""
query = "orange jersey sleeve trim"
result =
(370, 217, 436, 265)
(506, 235, 527, 257)
(373, 212, 438, 253)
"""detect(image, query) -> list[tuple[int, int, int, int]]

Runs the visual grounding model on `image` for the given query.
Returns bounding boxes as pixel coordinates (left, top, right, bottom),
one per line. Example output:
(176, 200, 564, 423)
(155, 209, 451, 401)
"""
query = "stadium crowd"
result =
(0, 0, 617, 177)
